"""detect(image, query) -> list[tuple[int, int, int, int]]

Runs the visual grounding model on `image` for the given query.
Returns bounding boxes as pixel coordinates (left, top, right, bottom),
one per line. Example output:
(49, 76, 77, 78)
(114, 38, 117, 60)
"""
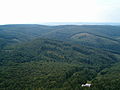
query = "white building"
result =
(81, 83, 91, 87)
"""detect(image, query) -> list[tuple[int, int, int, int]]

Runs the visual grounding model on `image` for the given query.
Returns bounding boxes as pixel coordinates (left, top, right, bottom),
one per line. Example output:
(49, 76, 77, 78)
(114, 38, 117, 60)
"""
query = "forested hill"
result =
(0, 24, 120, 52)
(0, 24, 120, 90)
(1, 38, 118, 66)
(0, 38, 119, 90)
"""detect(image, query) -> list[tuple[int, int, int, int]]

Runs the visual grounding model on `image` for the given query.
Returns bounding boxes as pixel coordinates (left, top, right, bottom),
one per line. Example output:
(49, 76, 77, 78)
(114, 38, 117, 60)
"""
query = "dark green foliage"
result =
(0, 38, 118, 67)
(0, 38, 120, 90)
(0, 62, 80, 90)
(0, 24, 120, 90)
(91, 62, 120, 90)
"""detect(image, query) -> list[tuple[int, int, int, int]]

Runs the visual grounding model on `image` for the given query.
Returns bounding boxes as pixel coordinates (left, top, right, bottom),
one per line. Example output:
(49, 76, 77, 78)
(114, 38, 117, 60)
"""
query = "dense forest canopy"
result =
(0, 25, 120, 90)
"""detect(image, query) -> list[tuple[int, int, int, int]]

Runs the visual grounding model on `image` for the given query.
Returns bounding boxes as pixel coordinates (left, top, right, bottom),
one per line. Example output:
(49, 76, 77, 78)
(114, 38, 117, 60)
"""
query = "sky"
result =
(0, 0, 120, 24)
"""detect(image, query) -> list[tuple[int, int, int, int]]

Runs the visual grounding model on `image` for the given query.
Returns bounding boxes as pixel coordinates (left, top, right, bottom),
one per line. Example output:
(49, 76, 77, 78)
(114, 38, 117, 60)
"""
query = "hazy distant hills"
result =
(0, 24, 120, 52)
(42, 22, 120, 26)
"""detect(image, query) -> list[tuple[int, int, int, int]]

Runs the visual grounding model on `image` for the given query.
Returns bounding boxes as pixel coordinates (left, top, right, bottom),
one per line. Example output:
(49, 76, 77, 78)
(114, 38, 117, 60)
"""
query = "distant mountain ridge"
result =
(42, 22, 120, 26)
(1, 24, 120, 52)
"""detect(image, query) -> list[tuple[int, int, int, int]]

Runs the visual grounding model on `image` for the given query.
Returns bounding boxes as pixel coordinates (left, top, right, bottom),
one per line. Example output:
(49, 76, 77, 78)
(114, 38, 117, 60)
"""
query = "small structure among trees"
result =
(81, 83, 91, 87)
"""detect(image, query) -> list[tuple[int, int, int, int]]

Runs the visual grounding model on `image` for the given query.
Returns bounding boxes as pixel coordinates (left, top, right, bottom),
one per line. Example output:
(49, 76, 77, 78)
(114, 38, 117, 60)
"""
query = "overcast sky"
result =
(0, 0, 120, 24)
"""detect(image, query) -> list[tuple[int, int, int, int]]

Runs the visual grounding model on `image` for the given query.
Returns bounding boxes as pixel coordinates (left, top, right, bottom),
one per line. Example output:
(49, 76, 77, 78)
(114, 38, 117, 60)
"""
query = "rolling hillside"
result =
(1, 38, 118, 66)
(0, 24, 120, 90)
(0, 24, 120, 52)
(71, 32, 120, 51)
(0, 38, 119, 90)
